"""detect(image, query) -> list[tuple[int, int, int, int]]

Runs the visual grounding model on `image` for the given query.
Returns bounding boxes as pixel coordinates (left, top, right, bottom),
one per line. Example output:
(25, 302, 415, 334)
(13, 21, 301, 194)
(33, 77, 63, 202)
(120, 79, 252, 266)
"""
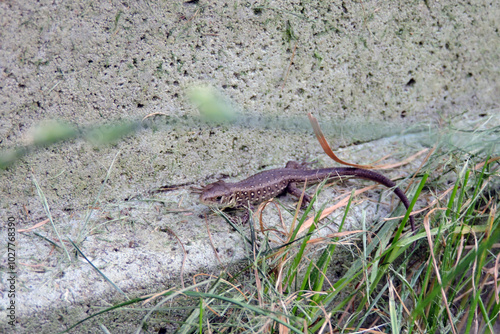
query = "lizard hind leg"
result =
(285, 161, 314, 208)
(285, 160, 314, 169)
(286, 182, 312, 208)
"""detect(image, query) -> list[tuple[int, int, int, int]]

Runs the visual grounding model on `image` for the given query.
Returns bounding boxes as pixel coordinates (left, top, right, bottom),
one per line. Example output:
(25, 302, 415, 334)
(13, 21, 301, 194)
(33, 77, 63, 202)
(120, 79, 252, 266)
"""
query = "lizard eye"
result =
(215, 196, 223, 202)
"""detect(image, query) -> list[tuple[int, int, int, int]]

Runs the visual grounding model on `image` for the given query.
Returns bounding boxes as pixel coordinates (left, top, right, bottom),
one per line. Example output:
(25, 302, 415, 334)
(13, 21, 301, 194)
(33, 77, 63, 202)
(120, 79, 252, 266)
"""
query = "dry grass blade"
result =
(257, 200, 285, 234)
(17, 218, 49, 232)
(405, 146, 435, 191)
(308, 112, 427, 170)
(141, 112, 168, 121)
(383, 184, 455, 222)
(205, 215, 224, 267)
(423, 207, 457, 334)
(474, 156, 500, 170)
(306, 230, 363, 244)
(494, 251, 500, 304)
(307, 113, 375, 168)
(298, 185, 376, 235)
(141, 287, 176, 306)
(164, 227, 187, 289)
(289, 181, 308, 240)
(281, 40, 299, 92)
(374, 148, 429, 170)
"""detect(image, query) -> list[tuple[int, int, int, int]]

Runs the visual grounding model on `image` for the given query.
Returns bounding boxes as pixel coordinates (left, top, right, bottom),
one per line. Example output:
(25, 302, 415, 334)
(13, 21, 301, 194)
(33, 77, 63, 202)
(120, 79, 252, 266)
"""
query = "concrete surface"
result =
(0, 0, 499, 332)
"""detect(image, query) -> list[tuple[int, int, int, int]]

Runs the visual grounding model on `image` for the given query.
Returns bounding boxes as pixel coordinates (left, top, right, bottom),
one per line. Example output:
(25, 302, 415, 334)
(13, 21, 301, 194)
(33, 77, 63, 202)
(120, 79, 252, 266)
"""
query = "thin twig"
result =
(281, 41, 298, 92)
(165, 227, 187, 289)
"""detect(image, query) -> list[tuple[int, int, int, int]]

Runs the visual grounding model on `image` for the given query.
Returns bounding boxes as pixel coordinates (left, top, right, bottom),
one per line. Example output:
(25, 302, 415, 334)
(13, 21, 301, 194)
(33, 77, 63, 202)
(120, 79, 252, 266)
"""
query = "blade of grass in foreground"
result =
(68, 238, 128, 299)
(32, 174, 72, 261)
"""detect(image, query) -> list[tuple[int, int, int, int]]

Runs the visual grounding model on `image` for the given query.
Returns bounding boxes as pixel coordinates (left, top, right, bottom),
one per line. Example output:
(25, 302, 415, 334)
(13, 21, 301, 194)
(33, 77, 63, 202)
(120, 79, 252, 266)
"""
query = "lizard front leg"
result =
(228, 203, 255, 225)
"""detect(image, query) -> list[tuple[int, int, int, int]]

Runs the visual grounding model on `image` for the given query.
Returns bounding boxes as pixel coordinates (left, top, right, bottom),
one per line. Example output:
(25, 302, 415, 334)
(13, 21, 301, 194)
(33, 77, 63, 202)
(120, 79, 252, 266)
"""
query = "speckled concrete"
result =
(0, 0, 499, 332)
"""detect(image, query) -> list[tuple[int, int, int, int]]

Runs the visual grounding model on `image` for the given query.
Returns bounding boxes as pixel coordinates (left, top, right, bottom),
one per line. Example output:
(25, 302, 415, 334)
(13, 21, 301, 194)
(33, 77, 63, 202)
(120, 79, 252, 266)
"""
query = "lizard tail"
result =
(334, 168, 416, 233)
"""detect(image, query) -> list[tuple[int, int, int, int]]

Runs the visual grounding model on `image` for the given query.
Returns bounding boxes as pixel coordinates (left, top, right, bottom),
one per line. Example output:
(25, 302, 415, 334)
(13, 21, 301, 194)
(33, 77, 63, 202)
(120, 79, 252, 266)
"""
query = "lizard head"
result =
(199, 180, 236, 208)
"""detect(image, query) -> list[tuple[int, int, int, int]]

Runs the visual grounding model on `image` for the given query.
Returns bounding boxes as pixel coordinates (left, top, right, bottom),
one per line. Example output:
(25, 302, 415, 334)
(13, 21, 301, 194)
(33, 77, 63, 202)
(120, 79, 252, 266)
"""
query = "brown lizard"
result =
(200, 161, 415, 231)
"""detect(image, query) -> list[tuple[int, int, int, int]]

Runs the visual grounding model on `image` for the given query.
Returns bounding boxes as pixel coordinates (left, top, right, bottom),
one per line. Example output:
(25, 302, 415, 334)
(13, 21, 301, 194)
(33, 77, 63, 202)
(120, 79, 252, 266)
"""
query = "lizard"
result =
(200, 161, 415, 232)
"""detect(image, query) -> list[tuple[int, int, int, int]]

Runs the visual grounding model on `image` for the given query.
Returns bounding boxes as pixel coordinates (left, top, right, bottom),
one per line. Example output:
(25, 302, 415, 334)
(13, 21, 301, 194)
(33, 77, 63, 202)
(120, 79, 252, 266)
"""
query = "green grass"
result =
(60, 138, 499, 333)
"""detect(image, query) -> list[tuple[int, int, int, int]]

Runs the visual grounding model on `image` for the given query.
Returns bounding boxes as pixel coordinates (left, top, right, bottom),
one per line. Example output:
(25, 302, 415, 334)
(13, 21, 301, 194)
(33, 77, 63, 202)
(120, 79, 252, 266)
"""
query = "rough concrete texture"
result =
(0, 0, 499, 333)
